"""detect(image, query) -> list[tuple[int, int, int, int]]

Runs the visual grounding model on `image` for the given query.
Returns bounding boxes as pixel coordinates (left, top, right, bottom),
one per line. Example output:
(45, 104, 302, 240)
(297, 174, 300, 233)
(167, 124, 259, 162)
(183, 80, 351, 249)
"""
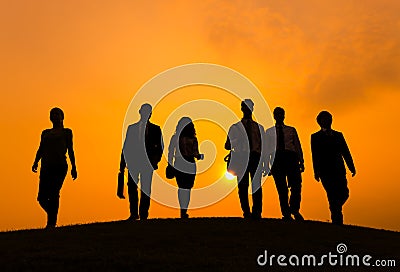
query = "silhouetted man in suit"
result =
(118, 103, 163, 220)
(265, 107, 304, 221)
(225, 99, 265, 219)
(311, 111, 356, 225)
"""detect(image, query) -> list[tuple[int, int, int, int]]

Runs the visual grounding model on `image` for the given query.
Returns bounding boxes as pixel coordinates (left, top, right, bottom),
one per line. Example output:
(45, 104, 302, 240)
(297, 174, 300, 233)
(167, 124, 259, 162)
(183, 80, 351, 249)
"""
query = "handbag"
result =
(224, 151, 246, 177)
(224, 151, 237, 176)
(166, 164, 175, 179)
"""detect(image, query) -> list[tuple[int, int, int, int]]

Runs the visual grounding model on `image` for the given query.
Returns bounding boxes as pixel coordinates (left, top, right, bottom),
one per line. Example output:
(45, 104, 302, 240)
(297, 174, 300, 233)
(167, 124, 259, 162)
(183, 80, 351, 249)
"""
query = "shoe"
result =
(180, 213, 189, 219)
(332, 220, 344, 226)
(282, 215, 294, 221)
(126, 215, 139, 221)
(292, 212, 304, 221)
(243, 212, 252, 219)
(45, 224, 56, 230)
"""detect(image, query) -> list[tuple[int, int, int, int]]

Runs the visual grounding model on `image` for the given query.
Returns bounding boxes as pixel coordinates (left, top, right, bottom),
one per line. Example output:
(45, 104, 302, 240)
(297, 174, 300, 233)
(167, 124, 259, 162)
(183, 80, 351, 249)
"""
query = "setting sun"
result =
(225, 171, 236, 181)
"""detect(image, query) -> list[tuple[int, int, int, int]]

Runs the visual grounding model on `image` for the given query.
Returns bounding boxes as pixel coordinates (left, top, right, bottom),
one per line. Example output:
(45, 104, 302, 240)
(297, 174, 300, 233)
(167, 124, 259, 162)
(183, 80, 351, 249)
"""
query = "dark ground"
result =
(0, 218, 399, 272)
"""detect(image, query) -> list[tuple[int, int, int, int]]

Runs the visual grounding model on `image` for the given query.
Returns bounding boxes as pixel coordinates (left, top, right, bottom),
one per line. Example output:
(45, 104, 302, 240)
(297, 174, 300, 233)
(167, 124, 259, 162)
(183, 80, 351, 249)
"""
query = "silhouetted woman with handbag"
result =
(168, 117, 203, 218)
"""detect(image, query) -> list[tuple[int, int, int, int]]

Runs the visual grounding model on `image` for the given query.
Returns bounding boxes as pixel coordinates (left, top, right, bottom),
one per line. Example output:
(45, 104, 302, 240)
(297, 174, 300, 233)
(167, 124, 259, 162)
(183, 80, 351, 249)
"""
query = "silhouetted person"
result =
(168, 117, 204, 218)
(118, 103, 163, 220)
(225, 99, 265, 219)
(32, 107, 77, 228)
(311, 111, 356, 225)
(265, 107, 304, 221)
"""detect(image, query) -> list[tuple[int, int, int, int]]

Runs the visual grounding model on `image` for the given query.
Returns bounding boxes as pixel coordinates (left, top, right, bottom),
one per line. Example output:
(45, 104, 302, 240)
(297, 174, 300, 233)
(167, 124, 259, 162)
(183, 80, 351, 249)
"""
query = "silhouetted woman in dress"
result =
(168, 117, 203, 218)
(32, 107, 77, 228)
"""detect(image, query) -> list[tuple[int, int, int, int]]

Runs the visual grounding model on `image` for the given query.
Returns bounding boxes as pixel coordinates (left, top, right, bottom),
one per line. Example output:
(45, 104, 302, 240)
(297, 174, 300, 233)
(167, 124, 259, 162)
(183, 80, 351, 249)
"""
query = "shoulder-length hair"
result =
(175, 117, 196, 139)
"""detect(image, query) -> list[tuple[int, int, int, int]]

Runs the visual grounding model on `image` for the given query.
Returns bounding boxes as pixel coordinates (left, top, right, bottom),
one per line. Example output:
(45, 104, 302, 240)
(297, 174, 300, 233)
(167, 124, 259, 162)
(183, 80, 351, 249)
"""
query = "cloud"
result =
(199, 0, 400, 110)
(303, 6, 400, 108)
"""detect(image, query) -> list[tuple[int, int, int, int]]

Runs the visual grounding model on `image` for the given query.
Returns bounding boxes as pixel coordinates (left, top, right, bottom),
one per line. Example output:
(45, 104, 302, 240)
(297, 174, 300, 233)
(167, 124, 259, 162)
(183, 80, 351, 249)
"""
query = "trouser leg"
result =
(139, 167, 154, 219)
(238, 171, 251, 217)
(327, 196, 343, 225)
(250, 156, 262, 217)
(273, 173, 290, 217)
(38, 165, 67, 227)
(47, 195, 60, 227)
(127, 170, 139, 218)
(178, 188, 191, 216)
(251, 181, 262, 217)
(287, 170, 302, 214)
(322, 176, 349, 225)
(37, 188, 50, 213)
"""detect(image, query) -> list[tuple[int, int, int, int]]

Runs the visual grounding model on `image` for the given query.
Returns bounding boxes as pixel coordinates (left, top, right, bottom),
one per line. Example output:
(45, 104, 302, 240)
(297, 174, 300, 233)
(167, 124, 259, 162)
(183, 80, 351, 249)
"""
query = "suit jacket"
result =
(120, 121, 163, 171)
(311, 129, 355, 177)
(265, 124, 304, 164)
(225, 119, 265, 154)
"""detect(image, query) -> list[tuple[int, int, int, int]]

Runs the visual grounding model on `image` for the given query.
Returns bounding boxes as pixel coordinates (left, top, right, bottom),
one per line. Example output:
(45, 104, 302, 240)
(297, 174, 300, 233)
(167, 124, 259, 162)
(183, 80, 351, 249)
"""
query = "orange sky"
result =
(0, 0, 399, 231)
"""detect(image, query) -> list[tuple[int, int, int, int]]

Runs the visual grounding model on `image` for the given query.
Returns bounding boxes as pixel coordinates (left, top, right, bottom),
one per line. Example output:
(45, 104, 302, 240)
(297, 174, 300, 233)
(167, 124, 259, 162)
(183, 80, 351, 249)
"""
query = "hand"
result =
(71, 166, 78, 180)
(299, 163, 305, 173)
(32, 163, 38, 173)
(197, 154, 205, 160)
(262, 165, 270, 177)
(314, 174, 320, 182)
(117, 192, 125, 199)
(262, 170, 268, 177)
(351, 169, 356, 177)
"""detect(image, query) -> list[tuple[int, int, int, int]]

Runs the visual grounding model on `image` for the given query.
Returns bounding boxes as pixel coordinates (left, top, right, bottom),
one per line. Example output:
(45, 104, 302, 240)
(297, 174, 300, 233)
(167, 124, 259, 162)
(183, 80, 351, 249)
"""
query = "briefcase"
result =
(117, 172, 125, 198)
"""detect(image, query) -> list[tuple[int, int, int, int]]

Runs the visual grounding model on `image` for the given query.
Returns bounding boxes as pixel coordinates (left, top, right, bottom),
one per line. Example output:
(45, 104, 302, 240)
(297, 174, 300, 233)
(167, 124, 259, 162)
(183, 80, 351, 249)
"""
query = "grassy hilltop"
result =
(0, 218, 398, 272)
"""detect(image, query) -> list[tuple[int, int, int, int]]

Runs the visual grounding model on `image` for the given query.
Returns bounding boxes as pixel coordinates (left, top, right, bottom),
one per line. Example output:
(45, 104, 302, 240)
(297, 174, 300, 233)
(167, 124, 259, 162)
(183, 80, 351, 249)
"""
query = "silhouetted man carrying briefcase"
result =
(118, 103, 163, 220)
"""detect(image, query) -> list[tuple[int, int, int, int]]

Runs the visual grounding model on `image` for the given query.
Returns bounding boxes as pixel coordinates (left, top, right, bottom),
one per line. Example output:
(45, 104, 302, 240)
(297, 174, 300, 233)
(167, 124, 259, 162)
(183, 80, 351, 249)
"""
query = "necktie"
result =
(139, 122, 145, 143)
(277, 125, 285, 151)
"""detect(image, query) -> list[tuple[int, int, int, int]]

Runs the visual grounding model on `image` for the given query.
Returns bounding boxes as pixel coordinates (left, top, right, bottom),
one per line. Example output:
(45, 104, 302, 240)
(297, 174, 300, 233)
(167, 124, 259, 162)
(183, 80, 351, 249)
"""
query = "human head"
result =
(50, 107, 64, 126)
(176, 117, 195, 138)
(273, 107, 285, 124)
(139, 103, 152, 121)
(241, 99, 254, 117)
(316, 111, 333, 129)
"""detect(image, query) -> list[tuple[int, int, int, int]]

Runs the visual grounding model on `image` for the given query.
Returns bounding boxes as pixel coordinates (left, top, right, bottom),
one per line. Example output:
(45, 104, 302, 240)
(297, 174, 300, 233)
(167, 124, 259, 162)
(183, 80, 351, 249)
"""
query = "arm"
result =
(340, 133, 356, 176)
(260, 128, 269, 177)
(119, 151, 126, 172)
(66, 129, 77, 180)
(32, 131, 44, 173)
(293, 128, 305, 172)
(120, 126, 131, 173)
(264, 128, 275, 174)
(168, 135, 176, 165)
(193, 137, 201, 160)
(311, 134, 320, 181)
(225, 125, 236, 150)
(154, 126, 163, 164)
(224, 135, 231, 150)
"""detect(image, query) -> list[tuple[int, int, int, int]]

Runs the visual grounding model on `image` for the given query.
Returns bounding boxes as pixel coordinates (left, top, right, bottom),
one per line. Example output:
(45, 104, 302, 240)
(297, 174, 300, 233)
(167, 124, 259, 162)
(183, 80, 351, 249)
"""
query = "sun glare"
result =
(225, 171, 236, 180)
